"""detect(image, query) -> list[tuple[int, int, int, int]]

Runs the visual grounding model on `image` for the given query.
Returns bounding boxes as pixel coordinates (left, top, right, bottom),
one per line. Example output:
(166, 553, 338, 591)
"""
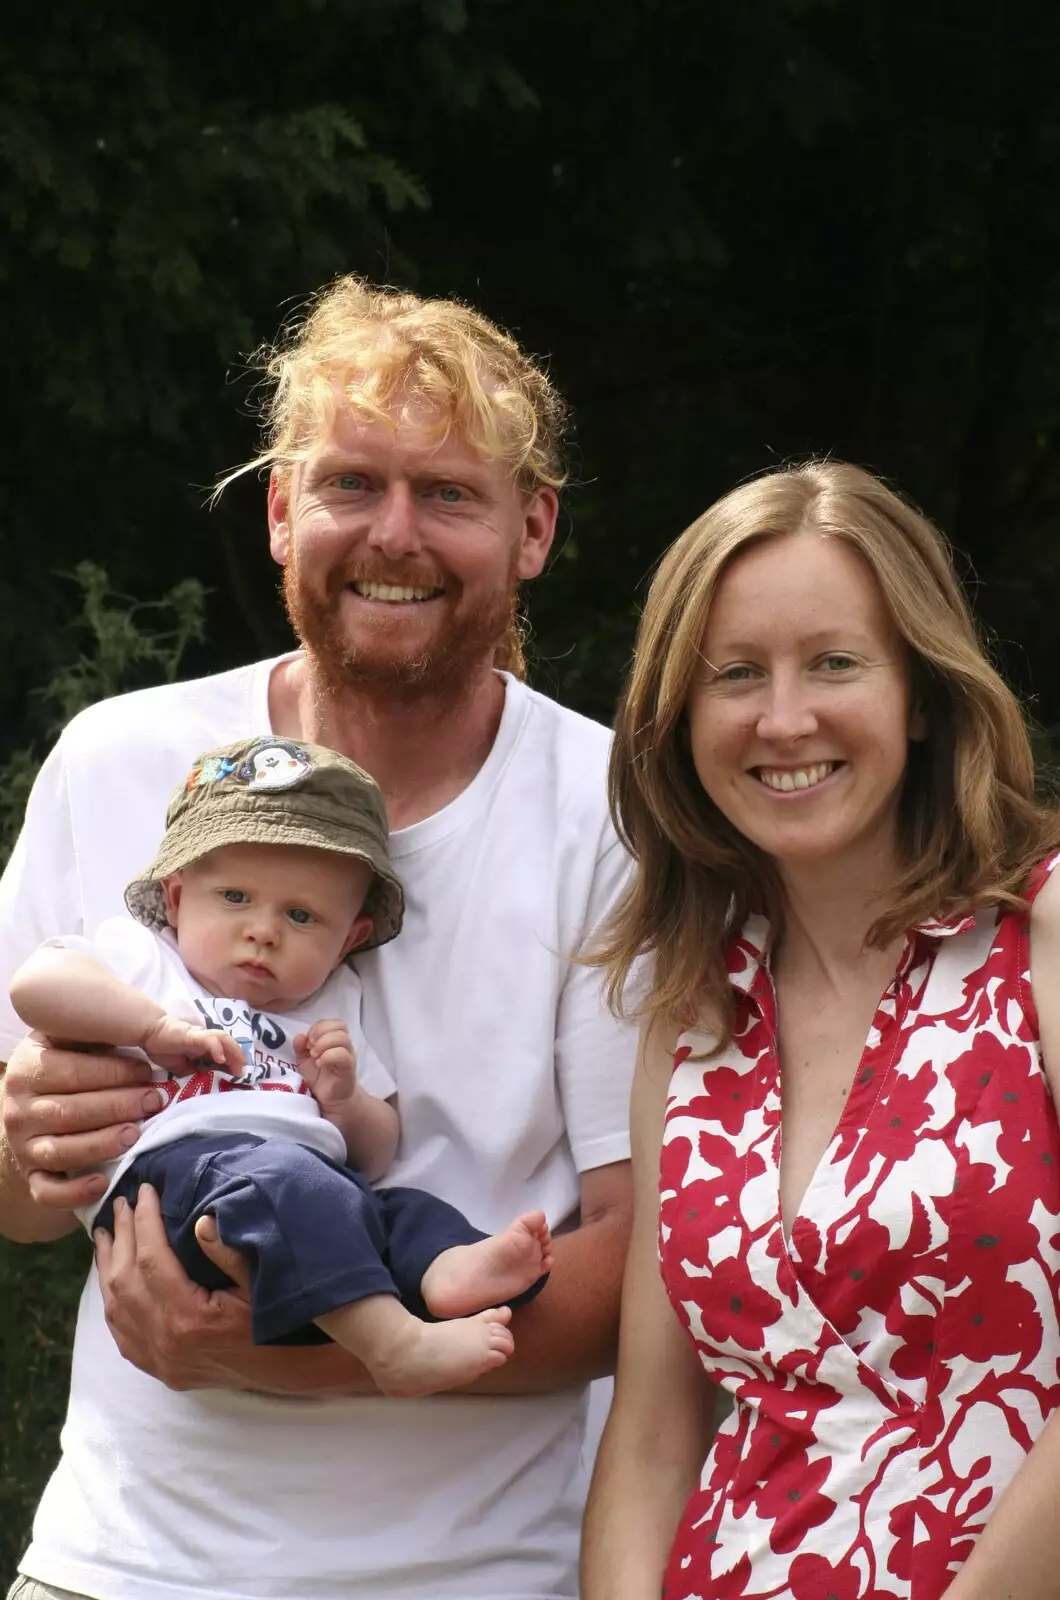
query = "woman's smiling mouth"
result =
(752, 761, 843, 793)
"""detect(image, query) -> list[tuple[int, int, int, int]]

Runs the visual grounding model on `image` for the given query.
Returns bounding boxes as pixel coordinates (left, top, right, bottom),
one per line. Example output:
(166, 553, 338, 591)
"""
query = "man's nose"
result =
(366, 484, 421, 558)
(755, 671, 818, 743)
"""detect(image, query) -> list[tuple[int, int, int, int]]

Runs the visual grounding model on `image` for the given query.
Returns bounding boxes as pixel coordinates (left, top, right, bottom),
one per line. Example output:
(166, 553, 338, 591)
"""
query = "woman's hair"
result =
(215, 275, 570, 678)
(596, 459, 1060, 1045)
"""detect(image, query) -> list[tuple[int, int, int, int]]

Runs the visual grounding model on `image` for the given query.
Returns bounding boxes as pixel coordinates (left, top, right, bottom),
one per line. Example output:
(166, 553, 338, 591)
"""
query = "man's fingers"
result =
(25, 1045, 157, 1095)
(29, 1167, 109, 1208)
(101, 1193, 137, 1284)
(20, 1116, 153, 1175)
(16, 1084, 164, 1139)
(194, 1214, 252, 1298)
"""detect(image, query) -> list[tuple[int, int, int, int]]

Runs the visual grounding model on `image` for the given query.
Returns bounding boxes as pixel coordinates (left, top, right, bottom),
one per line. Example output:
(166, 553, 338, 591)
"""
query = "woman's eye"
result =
(221, 889, 248, 904)
(820, 654, 857, 672)
(717, 664, 754, 683)
(287, 908, 313, 926)
(336, 473, 366, 491)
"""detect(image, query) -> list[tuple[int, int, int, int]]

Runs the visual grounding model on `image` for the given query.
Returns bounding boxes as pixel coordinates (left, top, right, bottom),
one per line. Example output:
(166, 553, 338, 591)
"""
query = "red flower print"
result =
(687, 1062, 762, 1135)
(873, 1061, 939, 1164)
(658, 877, 1060, 1600)
(697, 1255, 784, 1350)
(940, 1273, 1042, 1365)
(788, 1551, 875, 1600)
(796, 1205, 933, 1339)
(752, 1445, 836, 1555)
(936, 1155, 1040, 1275)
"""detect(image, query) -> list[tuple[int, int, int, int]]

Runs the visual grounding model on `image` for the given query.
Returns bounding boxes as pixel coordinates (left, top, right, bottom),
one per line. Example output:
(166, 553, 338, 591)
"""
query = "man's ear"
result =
(340, 914, 375, 960)
(515, 487, 559, 581)
(268, 469, 292, 566)
(160, 874, 184, 929)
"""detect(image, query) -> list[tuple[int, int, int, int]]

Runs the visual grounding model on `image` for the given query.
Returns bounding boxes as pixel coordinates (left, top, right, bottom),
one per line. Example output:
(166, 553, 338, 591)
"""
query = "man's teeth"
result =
(353, 581, 438, 602)
(757, 763, 836, 793)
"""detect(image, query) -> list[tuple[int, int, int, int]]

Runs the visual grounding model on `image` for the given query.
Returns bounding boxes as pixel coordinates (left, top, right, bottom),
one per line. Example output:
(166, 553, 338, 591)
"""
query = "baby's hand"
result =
(294, 1020, 357, 1113)
(139, 1015, 247, 1077)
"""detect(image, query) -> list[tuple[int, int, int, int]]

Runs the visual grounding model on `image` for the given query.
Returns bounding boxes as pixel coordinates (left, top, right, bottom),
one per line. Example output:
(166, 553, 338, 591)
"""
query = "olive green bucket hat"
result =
(125, 736, 404, 954)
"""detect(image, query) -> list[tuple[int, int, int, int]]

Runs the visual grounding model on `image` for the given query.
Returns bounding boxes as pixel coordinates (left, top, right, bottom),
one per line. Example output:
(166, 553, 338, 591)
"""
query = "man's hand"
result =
(294, 1019, 357, 1116)
(1, 1033, 166, 1209)
(93, 1185, 254, 1390)
(93, 1187, 378, 1397)
(139, 1015, 247, 1078)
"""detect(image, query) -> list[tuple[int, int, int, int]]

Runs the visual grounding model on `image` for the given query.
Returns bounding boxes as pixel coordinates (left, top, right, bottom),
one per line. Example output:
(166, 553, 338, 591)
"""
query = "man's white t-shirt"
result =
(0, 658, 636, 1600)
(44, 917, 396, 1229)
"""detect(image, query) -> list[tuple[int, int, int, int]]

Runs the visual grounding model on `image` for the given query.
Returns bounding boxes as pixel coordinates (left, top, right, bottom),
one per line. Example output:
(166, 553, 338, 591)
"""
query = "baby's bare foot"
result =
(421, 1210, 553, 1319)
(369, 1307, 515, 1397)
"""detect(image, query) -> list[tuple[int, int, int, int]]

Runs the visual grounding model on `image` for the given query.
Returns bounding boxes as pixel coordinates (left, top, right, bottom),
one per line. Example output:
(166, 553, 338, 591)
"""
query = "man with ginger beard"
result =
(0, 278, 635, 1600)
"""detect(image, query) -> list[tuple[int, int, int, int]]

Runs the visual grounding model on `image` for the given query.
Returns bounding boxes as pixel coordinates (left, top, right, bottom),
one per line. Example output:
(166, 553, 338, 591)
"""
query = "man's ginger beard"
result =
(282, 548, 521, 699)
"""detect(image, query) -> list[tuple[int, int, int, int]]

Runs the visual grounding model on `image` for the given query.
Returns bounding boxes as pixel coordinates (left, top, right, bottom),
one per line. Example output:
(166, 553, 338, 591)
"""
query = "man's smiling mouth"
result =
(351, 581, 442, 603)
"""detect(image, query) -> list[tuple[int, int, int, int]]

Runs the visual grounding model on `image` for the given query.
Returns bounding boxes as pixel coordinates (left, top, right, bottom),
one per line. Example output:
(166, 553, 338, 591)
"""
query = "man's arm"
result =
(469, 1158, 632, 1393)
(91, 1160, 632, 1397)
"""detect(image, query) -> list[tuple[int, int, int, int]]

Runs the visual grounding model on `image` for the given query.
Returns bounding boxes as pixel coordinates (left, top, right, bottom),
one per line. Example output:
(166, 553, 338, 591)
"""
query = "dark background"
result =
(4, 0, 1060, 1573)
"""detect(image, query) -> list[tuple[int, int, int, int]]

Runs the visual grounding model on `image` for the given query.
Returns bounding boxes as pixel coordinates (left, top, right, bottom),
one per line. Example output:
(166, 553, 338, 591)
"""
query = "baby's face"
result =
(160, 843, 374, 1008)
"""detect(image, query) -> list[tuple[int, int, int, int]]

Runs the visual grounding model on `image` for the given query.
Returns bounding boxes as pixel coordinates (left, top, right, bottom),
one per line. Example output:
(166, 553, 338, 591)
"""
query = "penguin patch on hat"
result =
(239, 739, 313, 792)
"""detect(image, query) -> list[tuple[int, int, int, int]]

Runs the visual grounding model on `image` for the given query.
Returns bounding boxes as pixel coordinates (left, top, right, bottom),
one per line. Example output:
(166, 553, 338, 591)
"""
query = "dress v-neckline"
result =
(758, 945, 916, 1248)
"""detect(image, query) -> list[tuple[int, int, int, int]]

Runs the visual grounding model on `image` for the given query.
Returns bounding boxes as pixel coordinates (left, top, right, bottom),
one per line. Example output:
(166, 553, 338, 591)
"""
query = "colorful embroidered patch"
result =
(184, 755, 239, 790)
(238, 738, 313, 792)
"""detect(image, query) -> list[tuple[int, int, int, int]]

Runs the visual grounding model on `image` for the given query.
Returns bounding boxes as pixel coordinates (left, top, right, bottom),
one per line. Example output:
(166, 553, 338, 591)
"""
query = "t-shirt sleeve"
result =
(554, 834, 640, 1175)
(0, 739, 83, 1064)
(42, 918, 171, 996)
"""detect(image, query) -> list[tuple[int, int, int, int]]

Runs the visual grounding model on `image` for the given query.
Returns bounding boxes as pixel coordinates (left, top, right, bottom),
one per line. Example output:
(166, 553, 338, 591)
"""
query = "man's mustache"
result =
(327, 564, 448, 594)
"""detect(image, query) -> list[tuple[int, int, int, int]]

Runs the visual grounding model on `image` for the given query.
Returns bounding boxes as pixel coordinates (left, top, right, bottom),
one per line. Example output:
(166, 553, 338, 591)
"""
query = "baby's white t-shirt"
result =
(45, 916, 396, 1227)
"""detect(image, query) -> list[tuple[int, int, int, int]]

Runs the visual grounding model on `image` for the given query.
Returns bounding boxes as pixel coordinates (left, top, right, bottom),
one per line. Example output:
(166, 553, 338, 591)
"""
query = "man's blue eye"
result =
(438, 485, 463, 503)
(337, 474, 365, 491)
(288, 908, 313, 925)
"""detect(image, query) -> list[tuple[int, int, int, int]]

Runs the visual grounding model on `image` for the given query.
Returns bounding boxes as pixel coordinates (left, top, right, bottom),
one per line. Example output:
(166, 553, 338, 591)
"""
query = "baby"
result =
(10, 736, 551, 1396)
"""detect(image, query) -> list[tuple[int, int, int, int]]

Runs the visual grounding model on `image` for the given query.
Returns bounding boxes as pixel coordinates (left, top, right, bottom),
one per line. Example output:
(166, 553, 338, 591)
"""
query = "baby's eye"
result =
(221, 889, 248, 904)
(287, 908, 314, 926)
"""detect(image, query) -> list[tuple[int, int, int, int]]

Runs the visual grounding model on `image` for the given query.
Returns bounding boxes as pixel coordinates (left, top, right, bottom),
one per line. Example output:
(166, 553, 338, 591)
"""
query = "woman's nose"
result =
(754, 673, 818, 743)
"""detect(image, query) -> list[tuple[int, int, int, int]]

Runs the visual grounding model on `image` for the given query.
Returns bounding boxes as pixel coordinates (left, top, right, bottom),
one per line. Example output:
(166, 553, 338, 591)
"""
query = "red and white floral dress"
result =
(659, 864, 1060, 1600)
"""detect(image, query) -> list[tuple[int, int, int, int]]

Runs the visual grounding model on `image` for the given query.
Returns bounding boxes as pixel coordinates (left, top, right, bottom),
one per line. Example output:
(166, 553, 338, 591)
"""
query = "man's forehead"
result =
(307, 398, 493, 472)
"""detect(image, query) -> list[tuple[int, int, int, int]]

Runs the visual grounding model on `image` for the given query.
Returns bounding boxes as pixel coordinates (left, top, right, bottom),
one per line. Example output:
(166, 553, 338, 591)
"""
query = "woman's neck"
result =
(772, 837, 905, 989)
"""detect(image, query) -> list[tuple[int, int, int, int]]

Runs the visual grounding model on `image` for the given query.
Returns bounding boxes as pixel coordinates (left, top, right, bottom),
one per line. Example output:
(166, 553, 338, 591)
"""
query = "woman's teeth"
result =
(756, 762, 837, 792)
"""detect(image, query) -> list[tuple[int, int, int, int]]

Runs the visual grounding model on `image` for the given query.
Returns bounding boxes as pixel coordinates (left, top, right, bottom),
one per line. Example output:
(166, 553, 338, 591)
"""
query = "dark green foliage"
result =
(1, 1233, 92, 1579)
(0, 569, 205, 1579)
(0, 564, 207, 867)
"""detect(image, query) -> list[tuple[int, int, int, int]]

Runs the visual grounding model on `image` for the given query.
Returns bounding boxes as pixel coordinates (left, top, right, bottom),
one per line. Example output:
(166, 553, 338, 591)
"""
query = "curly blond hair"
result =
(218, 276, 569, 678)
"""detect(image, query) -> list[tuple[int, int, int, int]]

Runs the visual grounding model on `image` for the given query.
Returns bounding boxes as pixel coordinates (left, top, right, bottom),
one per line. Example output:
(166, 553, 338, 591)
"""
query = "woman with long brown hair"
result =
(582, 460, 1060, 1600)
